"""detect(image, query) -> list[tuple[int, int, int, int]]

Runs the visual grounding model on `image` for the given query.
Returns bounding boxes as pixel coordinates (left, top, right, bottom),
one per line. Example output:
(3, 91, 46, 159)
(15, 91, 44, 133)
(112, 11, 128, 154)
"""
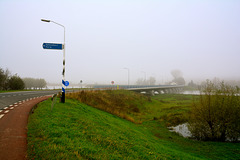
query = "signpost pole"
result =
(41, 19, 66, 103)
(62, 25, 66, 103)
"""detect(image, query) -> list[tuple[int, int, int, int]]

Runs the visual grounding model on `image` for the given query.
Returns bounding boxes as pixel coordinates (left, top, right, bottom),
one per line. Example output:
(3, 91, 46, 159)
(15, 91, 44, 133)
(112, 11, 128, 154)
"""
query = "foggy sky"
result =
(0, 0, 240, 85)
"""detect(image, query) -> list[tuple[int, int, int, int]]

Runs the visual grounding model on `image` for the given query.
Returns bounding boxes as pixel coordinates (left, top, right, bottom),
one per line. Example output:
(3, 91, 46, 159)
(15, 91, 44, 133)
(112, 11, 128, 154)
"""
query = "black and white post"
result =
(41, 19, 66, 103)
(62, 25, 66, 103)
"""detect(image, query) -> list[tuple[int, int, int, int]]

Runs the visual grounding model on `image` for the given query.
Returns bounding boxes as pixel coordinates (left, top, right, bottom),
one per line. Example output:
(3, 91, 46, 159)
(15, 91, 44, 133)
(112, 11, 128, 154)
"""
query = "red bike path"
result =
(0, 95, 51, 160)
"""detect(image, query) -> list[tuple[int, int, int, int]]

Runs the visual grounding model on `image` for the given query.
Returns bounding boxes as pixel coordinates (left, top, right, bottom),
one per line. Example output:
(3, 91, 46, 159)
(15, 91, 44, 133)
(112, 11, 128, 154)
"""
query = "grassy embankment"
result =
(27, 90, 240, 159)
(0, 90, 27, 93)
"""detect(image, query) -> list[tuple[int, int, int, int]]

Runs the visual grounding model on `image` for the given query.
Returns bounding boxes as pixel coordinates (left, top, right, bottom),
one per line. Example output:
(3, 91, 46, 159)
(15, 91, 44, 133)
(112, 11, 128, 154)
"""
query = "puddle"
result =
(169, 123, 240, 141)
(168, 123, 191, 138)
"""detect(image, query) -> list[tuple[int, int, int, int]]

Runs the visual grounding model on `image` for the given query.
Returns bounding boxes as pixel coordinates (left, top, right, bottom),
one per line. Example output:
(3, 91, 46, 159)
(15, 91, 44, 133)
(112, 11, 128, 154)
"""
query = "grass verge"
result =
(27, 91, 240, 159)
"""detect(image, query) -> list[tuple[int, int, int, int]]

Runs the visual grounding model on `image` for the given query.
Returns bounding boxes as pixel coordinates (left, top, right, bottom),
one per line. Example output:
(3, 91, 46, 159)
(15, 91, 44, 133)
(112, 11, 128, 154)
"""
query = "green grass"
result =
(66, 90, 149, 123)
(27, 91, 240, 159)
(0, 90, 26, 93)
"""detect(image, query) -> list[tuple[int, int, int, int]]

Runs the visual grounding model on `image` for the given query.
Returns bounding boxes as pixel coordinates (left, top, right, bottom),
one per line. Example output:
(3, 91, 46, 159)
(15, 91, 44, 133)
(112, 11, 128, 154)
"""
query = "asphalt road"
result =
(0, 90, 61, 110)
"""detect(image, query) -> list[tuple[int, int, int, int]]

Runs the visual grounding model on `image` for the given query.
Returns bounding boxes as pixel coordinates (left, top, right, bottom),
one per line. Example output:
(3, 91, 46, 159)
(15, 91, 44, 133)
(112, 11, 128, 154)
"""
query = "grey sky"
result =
(0, 0, 240, 85)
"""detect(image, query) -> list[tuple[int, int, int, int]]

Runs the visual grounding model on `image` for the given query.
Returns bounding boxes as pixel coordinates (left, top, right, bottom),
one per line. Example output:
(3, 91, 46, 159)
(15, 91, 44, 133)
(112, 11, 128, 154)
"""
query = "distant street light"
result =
(41, 19, 66, 103)
(123, 68, 130, 86)
(41, 19, 50, 22)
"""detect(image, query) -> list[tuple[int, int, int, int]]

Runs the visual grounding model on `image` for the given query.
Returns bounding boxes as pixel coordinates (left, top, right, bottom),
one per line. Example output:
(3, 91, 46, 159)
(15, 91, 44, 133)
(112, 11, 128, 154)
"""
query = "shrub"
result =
(189, 80, 240, 141)
(8, 74, 25, 90)
(0, 68, 10, 90)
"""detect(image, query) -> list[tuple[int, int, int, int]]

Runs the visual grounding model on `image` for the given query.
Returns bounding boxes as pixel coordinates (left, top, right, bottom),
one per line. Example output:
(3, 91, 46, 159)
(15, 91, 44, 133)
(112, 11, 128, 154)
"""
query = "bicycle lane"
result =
(0, 95, 52, 160)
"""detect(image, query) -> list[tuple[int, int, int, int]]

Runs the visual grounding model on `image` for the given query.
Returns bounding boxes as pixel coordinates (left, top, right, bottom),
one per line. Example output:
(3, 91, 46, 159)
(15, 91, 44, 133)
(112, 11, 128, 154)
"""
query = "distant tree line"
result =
(22, 78, 47, 89)
(0, 67, 47, 91)
(0, 68, 25, 90)
(135, 69, 186, 86)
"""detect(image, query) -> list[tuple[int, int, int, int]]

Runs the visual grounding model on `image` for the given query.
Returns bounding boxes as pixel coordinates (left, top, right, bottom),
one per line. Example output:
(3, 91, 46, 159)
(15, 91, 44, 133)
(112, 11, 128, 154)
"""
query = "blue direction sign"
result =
(42, 43, 63, 50)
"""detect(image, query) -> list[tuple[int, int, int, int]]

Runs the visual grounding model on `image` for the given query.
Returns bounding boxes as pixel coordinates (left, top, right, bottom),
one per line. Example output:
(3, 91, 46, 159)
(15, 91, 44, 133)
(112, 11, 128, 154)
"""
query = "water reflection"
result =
(182, 91, 200, 95)
(168, 123, 191, 138)
(169, 123, 240, 141)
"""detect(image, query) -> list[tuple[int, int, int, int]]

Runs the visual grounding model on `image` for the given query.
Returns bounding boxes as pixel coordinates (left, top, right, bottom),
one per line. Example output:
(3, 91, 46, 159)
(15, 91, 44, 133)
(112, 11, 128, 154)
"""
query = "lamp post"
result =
(123, 68, 130, 87)
(41, 19, 66, 103)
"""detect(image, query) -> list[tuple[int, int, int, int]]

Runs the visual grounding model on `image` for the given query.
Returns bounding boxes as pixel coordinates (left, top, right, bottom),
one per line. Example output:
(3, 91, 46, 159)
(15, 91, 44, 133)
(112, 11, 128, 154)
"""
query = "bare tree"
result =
(171, 69, 183, 79)
(171, 69, 185, 85)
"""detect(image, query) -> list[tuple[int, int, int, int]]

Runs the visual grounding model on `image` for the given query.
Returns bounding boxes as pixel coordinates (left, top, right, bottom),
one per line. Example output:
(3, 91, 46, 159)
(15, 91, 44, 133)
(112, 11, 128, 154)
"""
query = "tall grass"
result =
(66, 90, 148, 123)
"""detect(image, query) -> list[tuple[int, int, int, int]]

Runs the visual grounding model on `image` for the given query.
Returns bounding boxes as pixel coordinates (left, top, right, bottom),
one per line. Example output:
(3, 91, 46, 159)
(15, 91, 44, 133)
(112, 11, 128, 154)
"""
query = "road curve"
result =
(0, 90, 61, 110)
(0, 95, 52, 160)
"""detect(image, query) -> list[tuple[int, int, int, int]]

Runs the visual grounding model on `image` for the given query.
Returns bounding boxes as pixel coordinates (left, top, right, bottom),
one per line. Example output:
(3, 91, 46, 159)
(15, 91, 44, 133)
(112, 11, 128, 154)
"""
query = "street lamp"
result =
(123, 68, 130, 87)
(41, 19, 66, 103)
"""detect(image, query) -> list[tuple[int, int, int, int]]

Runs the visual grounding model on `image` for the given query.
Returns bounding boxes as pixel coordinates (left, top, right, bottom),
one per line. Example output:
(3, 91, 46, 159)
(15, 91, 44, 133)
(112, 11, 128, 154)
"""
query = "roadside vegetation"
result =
(0, 67, 48, 91)
(189, 80, 240, 141)
(67, 90, 149, 124)
(0, 67, 24, 90)
(23, 77, 47, 90)
(27, 90, 240, 159)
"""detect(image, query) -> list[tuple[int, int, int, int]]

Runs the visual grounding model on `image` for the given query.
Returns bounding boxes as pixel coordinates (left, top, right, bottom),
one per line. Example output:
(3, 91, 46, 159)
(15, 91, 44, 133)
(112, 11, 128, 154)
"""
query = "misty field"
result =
(27, 91, 240, 159)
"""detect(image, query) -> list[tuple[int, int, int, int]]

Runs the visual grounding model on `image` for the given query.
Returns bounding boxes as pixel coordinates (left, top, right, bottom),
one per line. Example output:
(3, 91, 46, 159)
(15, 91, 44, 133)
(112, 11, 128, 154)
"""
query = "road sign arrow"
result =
(42, 43, 63, 50)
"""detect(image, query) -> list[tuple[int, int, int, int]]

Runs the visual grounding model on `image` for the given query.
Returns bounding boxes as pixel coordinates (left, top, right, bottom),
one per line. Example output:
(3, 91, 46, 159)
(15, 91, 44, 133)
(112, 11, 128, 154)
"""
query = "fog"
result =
(1, 0, 240, 85)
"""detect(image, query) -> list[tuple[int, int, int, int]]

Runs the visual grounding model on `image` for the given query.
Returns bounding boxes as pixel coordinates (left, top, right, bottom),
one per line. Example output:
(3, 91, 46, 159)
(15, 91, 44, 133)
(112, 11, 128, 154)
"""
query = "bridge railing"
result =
(90, 85, 184, 90)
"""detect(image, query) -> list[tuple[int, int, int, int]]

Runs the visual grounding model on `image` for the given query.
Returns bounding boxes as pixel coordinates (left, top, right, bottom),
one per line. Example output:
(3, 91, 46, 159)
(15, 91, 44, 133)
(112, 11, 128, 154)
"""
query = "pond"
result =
(168, 123, 191, 138)
(169, 123, 240, 141)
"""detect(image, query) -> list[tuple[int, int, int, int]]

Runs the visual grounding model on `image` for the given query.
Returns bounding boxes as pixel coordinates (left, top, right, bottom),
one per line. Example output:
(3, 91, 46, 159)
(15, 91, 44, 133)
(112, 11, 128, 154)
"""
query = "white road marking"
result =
(0, 114, 4, 119)
(4, 110, 9, 113)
